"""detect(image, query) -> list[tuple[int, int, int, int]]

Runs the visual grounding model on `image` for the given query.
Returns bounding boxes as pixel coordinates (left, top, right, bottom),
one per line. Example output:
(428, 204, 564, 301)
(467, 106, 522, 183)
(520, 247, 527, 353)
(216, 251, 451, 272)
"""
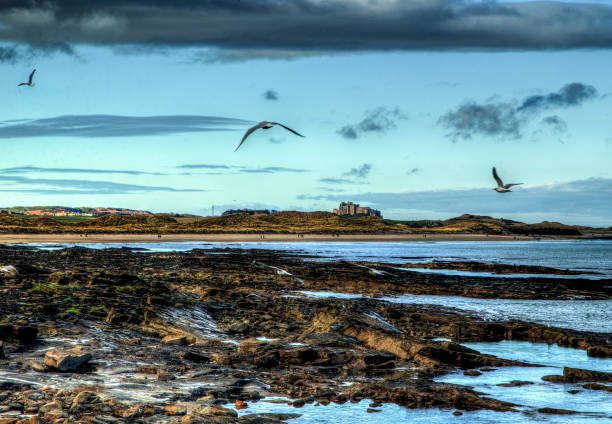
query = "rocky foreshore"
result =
(0, 246, 610, 423)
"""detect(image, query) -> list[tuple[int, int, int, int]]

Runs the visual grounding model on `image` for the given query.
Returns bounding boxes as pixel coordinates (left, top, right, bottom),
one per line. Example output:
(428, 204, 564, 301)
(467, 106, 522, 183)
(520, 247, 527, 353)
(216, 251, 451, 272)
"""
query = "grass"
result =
(51, 216, 96, 223)
(30, 283, 62, 292)
(65, 307, 81, 314)
(90, 305, 109, 313)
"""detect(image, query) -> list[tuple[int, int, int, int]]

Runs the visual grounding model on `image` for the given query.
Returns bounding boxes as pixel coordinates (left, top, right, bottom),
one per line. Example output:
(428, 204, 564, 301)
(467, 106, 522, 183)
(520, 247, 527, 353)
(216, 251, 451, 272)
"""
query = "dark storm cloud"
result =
(263, 90, 279, 101)
(177, 164, 308, 174)
(517, 83, 598, 113)
(338, 108, 404, 139)
(0, 175, 203, 194)
(0, 115, 251, 138)
(0, 165, 165, 175)
(439, 82, 598, 141)
(540, 115, 568, 134)
(342, 163, 372, 179)
(4, 1, 612, 60)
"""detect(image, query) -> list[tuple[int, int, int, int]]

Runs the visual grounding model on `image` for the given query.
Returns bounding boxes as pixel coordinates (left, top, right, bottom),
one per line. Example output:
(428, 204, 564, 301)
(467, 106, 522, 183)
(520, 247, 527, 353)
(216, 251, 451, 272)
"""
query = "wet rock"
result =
(366, 408, 381, 413)
(0, 340, 5, 359)
(453, 411, 463, 416)
(70, 390, 101, 413)
(162, 335, 188, 345)
(292, 399, 305, 408)
(537, 407, 578, 415)
(0, 265, 19, 277)
(563, 367, 612, 383)
(496, 380, 534, 387)
(582, 383, 612, 393)
(463, 370, 482, 377)
(164, 405, 187, 416)
(586, 345, 612, 358)
(156, 368, 174, 381)
(44, 347, 92, 372)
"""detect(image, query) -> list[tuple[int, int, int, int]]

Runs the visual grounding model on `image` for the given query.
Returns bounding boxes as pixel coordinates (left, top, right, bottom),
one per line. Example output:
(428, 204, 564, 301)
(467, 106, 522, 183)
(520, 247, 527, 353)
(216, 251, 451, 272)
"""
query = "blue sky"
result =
(0, 1, 611, 226)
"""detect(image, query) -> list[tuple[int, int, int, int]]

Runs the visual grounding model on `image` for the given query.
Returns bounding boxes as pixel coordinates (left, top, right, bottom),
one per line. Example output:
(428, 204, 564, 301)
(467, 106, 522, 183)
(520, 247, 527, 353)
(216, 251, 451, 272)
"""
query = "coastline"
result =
(0, 232, 586, 244)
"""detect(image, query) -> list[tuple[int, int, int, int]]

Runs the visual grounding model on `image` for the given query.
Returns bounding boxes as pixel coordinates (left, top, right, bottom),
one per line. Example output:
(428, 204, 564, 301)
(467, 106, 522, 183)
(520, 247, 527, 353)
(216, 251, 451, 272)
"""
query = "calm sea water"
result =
(27, 239, 612, 276)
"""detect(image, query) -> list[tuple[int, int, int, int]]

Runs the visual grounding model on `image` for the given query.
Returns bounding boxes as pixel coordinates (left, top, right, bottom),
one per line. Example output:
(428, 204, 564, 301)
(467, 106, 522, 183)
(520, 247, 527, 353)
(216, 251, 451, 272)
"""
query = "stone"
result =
(161, 335, 188, 345)
(496, 380, 534, 387)
(463, 370, 482, 377)
(44, 348, 92, 372)
(164, 405, 187, 415)
(537, 407, 578, 415)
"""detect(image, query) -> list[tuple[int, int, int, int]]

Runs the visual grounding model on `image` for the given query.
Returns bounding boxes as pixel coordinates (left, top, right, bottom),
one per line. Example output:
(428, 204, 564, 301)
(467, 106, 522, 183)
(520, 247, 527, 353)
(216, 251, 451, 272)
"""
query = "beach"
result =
(0, 232, 577, 244)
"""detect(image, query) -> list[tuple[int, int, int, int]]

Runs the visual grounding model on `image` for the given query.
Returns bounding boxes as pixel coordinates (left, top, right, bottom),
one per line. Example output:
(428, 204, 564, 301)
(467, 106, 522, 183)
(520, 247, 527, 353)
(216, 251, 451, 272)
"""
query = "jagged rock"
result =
(586, 346, 612, 358)
(496, 380, 534, 387)
(44, 348, 92, 372)
(538, 407, 578, 415)
(162, 335, 188, 345)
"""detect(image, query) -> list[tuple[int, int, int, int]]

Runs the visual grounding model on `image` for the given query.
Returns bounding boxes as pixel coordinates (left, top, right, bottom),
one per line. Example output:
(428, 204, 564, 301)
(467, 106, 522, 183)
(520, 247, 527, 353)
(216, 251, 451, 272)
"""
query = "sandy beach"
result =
(0, 232, 561, 244)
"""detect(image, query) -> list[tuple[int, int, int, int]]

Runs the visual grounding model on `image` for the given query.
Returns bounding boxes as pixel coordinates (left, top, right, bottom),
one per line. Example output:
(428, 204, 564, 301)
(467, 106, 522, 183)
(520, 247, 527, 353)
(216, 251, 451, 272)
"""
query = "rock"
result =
(453, 411, 463, 416)
(39, 400, 63, 415)
(537, 407, 578, 415)
(563, 367, 612, 383)
(463, 370, 482, 377)
(26, 360, 45, 372)
(586, 346, 612, 358)
(44, 348, 92, 372)
(292, 399, 305, 408)
(0, 265, 19, 277)
(235, 400, 248, 410)
(582, 383, 612, 392)
(164, 405, 187, 416)
(156, 369, 174, 381)
(162, 335, 188, 345)
(70, 390, 100, 412)
(496, 380, 534, 387)
(0, 341, 5, 359)
(14, 326, 38, 345)
(366, 408, 381, 413)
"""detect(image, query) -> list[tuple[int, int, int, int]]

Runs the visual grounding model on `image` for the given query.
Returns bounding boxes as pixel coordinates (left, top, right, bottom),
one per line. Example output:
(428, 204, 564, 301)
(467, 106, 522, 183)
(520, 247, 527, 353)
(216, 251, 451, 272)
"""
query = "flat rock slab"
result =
(44, 348, 92, 372)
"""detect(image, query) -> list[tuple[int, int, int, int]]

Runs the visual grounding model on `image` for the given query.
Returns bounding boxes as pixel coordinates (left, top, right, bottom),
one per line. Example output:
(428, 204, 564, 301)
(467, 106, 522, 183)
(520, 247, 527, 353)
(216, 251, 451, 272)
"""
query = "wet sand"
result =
(0, 232, 567, 244)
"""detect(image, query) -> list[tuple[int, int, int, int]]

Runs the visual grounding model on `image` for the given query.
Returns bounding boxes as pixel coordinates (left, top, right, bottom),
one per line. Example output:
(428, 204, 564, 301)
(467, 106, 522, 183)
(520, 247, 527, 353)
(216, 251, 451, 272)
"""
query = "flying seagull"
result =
(235, 121, 304, 151)
(18, 69, 36, 87)
(492, 167, 522, 193)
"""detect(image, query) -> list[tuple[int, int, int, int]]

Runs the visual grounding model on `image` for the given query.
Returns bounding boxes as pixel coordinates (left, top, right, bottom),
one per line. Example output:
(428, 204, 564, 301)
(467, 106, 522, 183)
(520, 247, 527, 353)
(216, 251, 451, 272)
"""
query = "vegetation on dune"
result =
(0, 211, 605, 235)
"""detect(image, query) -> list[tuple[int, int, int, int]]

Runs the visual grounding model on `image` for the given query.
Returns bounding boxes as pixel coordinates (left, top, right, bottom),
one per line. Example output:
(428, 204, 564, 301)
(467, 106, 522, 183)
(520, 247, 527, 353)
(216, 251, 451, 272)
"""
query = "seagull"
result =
(18, 69, 36, 87)
(492, 167, 522, 193)
(235, 121, 304, 151)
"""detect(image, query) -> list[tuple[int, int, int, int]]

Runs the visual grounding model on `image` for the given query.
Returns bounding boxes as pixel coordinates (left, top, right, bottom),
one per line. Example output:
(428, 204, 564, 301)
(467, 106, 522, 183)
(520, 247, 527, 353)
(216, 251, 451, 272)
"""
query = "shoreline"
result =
(0, 232, 587, 244)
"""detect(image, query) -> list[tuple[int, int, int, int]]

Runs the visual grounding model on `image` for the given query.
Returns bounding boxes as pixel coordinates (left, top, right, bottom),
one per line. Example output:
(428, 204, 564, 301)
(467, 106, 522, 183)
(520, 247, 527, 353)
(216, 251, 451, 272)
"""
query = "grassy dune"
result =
(0, 211, 606, 235)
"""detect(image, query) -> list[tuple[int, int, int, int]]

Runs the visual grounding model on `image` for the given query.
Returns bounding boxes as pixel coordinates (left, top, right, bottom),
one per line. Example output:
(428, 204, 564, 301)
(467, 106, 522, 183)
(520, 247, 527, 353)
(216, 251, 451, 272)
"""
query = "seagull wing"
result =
(504, 183, 523, 189)
(18, 83, 27, 86)
(492, 167, 504, 188)
(272, 122, 305, 137)
(234, 122, 265, 151)
(28, 69, 36, 84)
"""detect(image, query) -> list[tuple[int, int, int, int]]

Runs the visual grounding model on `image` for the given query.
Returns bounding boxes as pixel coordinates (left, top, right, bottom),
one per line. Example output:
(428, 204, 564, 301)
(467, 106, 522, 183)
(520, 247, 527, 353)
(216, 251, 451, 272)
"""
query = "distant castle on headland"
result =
(333, 201, 382, 218)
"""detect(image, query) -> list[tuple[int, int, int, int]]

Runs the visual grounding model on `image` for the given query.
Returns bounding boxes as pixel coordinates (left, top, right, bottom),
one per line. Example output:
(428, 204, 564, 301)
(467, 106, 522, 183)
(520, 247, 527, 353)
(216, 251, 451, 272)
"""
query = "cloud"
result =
(0, 165, 165, 176)
(338, 107, 405, 139)
(0, 175, 203, 195)
(4, 1, 612, 61)
(296, 178, 612, 226)
(177, 163, 308, 174)
(342, 163, 372, 179)
(517, 83, 598, 113)
(263, 90, 279, 101)
(439, 82, 598, 141)
(407, 167, 420, 175)
(439, 102, 521, 141)
(0, 42, 76, 63)
(317, 178, 362, 185)
(0, 115, 251, 139)
(540, 115, 568, 134)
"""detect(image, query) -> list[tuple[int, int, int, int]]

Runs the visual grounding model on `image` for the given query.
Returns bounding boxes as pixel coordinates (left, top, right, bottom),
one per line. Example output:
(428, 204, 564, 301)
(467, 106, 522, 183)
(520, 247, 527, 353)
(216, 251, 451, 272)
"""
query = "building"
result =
(333, 202, 382, 218)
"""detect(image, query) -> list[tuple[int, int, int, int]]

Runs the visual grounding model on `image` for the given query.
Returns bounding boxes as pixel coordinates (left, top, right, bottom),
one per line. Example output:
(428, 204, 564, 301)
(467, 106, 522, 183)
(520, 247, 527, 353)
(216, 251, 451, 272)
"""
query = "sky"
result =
(0, 0, 611, 226)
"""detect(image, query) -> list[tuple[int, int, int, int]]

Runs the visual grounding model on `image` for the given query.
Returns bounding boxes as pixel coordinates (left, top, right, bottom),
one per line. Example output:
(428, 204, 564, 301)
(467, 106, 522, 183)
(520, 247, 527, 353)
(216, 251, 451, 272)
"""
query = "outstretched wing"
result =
(234, 122, 264, 151)
(272, 122, 305, 138)
(17, 83, 27, 86)
(504, 183, 523, 189)
(28, 69, 36, 84)
(492, 167, 504, 188)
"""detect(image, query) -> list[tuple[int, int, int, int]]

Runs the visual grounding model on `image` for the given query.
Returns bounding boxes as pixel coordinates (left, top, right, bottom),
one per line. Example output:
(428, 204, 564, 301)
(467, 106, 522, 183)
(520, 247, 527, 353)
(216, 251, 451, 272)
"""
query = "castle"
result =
(333, 202, 382, 218)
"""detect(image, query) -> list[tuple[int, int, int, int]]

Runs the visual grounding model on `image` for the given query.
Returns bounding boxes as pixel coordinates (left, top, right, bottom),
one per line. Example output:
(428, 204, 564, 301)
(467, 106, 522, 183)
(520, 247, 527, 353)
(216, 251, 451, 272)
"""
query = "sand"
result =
(0, 232, 560, 244)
